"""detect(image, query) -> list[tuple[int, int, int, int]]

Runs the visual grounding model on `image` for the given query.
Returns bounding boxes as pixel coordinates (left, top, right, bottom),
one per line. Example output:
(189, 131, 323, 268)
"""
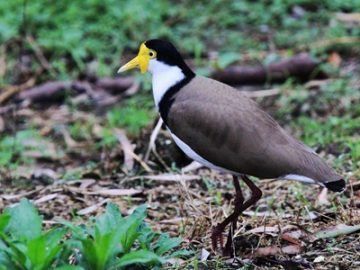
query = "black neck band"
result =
(158, 74, 195, 125)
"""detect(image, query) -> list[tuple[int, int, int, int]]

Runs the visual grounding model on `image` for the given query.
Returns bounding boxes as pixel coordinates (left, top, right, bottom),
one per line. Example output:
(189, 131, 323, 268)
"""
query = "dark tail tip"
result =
(324, 179, 346, 192)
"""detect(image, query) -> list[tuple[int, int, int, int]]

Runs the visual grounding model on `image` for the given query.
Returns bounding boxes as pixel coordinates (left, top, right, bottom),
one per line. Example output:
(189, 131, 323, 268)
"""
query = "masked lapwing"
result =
(118, 39, 346, 254)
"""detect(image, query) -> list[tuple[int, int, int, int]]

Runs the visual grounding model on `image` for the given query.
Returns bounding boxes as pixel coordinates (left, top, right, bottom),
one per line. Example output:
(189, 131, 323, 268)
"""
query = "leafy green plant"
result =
(0, 199, 67, 270)
(62, 203, 186, 270)
(0, 200, 188, 269)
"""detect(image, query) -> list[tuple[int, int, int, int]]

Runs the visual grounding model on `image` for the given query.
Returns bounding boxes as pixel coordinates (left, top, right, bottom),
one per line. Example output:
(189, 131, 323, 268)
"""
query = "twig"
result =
(0, 77, 36, 104)
(114, 128, 135, 172)
(0, 45, 6, 77)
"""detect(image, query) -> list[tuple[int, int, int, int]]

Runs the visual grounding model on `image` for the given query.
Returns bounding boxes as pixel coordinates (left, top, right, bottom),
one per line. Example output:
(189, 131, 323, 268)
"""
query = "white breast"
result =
(148, 59, 185, 106)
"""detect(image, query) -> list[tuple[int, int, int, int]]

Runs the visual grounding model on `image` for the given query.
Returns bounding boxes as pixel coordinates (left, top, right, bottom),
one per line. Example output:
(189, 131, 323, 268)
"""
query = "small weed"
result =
(0, 199, 190, 270)
(0, 199, 66, 269)
(69, 121, 93, 141)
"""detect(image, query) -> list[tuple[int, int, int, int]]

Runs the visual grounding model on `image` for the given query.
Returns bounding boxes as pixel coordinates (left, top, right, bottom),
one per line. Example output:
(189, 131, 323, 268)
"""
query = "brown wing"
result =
(166, 76, 340, 183)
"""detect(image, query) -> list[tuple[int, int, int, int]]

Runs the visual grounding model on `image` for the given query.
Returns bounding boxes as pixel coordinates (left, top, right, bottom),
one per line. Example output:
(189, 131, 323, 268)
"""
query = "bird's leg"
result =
(212, 176, 244, 252)
(211, 175, 262, 256)
(223, 176, 244, 256)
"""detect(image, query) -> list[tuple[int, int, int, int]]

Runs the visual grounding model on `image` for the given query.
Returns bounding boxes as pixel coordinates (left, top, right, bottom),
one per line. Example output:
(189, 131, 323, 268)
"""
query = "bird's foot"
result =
(211, 225, 224, 252)
(212, 225, 236, 257)
(223, 228, 234, 257)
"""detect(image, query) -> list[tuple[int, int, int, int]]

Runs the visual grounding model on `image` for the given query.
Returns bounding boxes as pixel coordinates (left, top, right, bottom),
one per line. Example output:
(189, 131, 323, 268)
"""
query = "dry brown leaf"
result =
(246, 226, 279, 234)
(91, 189, 142, 196)
(281, 233, 302, 245)
(2, 187, 43, 200)
(243, 210, 292, 218)
(0, 77, 36, 104)
(143, 174, 201, 182)
(79, 179, 96, 189)
(68, 187, 142, 197)
(181, 161, 204, 173)
(77, 199, 110, 215)
(252, 244, 301, 257)
(315, 224, 360, 239)
(34, 193, 58, 204)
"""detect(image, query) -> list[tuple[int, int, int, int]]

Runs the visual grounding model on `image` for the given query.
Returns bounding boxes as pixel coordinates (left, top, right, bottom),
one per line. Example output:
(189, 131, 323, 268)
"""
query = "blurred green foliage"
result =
(0, 0, 358, 176)
(1, 0, 359, 79)
(0, 130, 46, 168)
(107, 97, 155, 136)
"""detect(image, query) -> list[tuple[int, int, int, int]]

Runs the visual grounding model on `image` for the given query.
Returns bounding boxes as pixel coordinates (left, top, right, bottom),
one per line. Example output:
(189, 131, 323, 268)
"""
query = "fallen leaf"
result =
(181, 161, 203, 173)
(144, 174, 201, 182)
(315, 224, 360, 239)
(246, 226, 279, 234)
(313, 255, 325, 263)
(200, 248, 210, 262)
(77, 199, 110, 215)
(243, 211, 292, 218)
(91, 189, 142, 196)
(252, 244, 301, 257)
(34, 194, 58, 205)
(281, 233, 302, 245)
(2, 188, 43, 200)
(68, 187, 142, 197)
(79, 179, 96, 189)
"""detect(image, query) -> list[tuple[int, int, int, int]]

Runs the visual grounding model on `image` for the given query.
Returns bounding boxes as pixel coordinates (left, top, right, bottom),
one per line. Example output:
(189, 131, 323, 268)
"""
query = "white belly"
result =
(168, 128, 234, 173)
(168, 128, 319, 185)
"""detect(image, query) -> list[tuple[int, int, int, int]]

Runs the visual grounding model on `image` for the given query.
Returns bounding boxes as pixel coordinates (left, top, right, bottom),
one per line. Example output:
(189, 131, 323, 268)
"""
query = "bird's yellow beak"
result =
(117, 43, 150, 74)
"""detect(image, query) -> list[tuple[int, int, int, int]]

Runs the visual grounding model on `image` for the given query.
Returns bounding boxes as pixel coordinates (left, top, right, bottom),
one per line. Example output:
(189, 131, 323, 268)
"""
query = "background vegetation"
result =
(0, 0, 359, 269)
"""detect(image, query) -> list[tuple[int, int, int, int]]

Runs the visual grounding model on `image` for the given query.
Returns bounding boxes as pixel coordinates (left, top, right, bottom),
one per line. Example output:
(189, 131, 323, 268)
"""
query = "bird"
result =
(118, 39, 346, 255)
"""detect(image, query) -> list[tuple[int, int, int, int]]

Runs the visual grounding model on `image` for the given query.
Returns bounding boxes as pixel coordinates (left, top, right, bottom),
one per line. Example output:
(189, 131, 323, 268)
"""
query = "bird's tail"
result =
(324, 178, 346, 192)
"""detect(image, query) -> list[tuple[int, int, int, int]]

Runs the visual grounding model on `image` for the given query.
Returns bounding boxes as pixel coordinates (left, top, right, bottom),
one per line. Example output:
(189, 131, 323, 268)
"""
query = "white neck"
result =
(148, 59, 185, 108)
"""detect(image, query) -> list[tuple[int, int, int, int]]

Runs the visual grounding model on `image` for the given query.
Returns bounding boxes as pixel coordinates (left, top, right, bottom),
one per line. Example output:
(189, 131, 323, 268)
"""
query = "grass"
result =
(106, 97, 155, 137)
(0, 0, 359, 81)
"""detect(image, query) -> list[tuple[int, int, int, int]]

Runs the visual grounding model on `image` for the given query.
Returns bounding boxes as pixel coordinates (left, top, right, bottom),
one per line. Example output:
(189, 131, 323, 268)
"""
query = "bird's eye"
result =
(149, 50, 156, 58)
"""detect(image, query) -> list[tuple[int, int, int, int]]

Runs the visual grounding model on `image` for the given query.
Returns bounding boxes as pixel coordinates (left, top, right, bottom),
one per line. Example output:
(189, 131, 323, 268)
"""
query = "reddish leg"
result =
(211, 175, 262, 256)
(223, 176, 244, 255)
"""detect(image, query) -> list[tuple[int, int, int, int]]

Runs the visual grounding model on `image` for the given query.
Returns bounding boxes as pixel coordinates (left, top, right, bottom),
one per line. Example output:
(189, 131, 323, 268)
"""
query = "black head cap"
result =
(145, 39, 195, 78)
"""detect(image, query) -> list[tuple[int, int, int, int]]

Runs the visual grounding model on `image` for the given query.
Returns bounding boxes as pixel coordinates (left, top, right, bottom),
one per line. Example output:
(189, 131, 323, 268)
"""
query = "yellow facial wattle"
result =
(118, 43, 155, 74)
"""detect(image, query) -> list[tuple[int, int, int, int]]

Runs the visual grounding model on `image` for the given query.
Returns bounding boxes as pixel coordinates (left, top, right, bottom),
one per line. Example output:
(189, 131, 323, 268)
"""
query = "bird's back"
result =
(165, 76, 344, 190)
